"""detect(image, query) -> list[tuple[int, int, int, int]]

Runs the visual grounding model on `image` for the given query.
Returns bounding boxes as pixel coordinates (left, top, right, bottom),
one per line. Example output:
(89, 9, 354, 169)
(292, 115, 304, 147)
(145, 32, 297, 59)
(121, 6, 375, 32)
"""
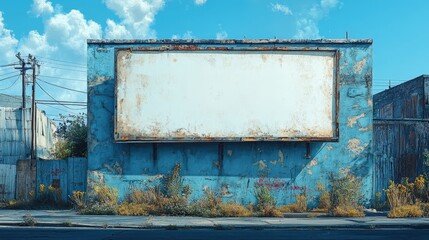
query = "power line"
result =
(38, 102, 87, 109)
(37, 56, 86, 67)
(36, 82, 87, 110)
(39, 60, 87, 69)
(37, 78, 86, 94)
(0, 63, 19, 67)
(0, 76, 20, 90)
(0, 70, 19, 77)
(38, 75, 86, 82)
(37, 100, 87, 106)
(37, 102, 84, 114)
(0, 74, 20, 82)
(41, 65, 87, 73)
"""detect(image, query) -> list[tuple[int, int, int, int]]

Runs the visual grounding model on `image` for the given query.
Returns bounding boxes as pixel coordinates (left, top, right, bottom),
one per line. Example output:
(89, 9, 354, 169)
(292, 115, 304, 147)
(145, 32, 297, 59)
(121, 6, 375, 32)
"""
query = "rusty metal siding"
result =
(115, 49, 339, 142)
(373, 75, 427, 119)
(373, 75, 429, 196)
(87, 39, 373, 206)
(373, 119, 429, 195)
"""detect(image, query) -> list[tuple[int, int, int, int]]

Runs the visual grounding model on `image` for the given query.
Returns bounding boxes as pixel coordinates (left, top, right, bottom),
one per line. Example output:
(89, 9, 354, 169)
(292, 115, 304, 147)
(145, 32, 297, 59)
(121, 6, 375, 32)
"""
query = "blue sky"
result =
(0, 0, 428, 117)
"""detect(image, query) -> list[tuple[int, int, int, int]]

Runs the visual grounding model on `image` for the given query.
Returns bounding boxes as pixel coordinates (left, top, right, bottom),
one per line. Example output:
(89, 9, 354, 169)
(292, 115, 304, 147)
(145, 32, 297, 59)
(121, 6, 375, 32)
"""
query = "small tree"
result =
(52, 113, 87, 159)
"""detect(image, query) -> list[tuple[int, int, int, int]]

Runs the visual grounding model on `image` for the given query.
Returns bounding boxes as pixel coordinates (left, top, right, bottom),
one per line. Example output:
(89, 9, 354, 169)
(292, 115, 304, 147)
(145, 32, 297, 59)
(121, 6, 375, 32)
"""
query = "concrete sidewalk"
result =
(1, 209, 429, 229)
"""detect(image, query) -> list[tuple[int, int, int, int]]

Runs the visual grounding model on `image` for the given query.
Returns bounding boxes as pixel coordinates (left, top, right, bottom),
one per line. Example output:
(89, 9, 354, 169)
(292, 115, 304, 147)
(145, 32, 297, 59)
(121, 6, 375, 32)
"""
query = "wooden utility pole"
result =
(29, 54, 39, 159)
(14, 53, 31, 108)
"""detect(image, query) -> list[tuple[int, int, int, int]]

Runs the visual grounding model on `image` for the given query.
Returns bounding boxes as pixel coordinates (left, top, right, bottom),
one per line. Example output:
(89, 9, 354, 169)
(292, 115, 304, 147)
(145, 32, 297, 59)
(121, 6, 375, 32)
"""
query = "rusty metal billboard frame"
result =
(113, 45, 340, 143)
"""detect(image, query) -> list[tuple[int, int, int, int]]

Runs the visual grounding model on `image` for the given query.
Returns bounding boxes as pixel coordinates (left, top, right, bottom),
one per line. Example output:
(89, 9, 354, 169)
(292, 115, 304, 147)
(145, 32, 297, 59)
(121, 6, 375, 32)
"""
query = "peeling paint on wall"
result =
(307, 159, 318, 168)
(353, 58, 367, 75)
(347, 139, 369, 156)
(87, 39, 373, 206)
(348, 113, 365, 128)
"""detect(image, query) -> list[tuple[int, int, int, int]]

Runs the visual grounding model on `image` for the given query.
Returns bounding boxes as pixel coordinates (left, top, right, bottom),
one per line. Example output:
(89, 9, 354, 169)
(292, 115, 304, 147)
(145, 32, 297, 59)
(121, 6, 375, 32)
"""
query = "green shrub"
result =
(255, 186, 275, 209)
(329, 173, 364, 217)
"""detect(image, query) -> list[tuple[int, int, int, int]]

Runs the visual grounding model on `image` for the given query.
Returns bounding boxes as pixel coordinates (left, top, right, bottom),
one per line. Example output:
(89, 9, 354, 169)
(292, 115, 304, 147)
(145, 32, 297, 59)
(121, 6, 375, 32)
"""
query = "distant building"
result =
(0, 94, 56, 199)
(0, 93, 31, 108)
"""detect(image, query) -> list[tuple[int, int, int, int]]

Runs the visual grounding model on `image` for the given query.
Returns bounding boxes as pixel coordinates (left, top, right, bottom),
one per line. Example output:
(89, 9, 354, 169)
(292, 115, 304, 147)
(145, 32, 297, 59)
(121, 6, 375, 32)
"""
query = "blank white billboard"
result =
(115, 49, 338, 141)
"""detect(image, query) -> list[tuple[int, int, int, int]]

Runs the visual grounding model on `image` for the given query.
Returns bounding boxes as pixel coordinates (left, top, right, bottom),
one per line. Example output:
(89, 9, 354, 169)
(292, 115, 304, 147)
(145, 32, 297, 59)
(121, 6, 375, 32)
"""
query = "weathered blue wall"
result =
(87, 39, 373, 206)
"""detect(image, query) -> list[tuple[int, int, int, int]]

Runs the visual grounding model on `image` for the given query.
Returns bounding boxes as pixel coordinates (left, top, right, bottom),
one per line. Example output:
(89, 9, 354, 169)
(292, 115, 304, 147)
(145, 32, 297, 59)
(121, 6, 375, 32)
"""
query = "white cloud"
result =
(0, 12, 18, 64)
(172, 30, 195, 40)
(31, 0, 54, 17)
(194, 0, 207, 6)
(294, 0, 339, 39)
(44, 10, 102, 56)
(294, 18, 320, 39)
(18, 30, 57, 57)
(321, 0, 338, 9)
(105, 19, 132, 39)
(216, 31, 228, 40)
(104, 0, 165, 39)
(272, 3, 293, 15)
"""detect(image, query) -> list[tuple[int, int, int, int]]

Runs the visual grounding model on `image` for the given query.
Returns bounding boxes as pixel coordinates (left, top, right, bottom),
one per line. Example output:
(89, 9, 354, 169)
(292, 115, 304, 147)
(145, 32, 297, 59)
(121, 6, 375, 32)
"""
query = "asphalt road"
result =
(1, 227, 429, 240)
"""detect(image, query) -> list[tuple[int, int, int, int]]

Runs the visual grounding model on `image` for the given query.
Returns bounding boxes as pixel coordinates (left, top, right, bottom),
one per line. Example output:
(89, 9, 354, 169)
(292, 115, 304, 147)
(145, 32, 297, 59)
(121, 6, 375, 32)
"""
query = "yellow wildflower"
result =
(39, 184, 45, 193)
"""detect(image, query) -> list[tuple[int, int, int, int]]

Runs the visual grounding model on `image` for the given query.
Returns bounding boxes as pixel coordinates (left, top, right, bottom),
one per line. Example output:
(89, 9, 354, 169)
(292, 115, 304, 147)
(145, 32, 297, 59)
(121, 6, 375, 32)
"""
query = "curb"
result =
(2, 221, 429, 230)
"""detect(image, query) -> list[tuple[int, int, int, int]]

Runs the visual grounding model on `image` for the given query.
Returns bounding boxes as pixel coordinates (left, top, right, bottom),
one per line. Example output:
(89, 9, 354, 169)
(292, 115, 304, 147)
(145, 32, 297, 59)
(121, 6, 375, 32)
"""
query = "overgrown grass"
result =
(279, 192, 307, 213)
(255, 186, 282, 217)
(329, 173, 365, 217)
(385, 173, 429, 218)
(387, 205, 423, 218)
(313, 182, 330, 212)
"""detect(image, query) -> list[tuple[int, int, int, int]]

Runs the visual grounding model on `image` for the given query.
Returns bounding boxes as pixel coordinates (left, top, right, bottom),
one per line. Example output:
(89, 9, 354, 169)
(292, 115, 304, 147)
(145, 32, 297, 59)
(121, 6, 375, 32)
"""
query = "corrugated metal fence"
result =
(0, 164, 16, 200)
(0, 158, 87, 201)
(373, 119, 429, 195)
(36, 158, 87, 201)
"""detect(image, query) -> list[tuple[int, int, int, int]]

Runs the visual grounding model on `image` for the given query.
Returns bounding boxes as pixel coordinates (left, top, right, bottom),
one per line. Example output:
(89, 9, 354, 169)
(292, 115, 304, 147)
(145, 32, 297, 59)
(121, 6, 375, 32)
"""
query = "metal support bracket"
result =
(305, 142, 311, 159)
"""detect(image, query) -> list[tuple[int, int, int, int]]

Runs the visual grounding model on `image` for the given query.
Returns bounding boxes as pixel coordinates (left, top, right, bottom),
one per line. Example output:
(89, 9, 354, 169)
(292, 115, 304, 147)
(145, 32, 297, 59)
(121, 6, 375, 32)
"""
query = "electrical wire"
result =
(39, 60, 86, 69)
(38, 75, 86, 82)
(41, 65, 87, 73)
(0, 63, 19, 68)
(0, 74, 20, 82)
(37, 56, 86, 67)
(37, 103, 84, 114)
(36, 100, 87, 106)
(36, 82, 87, 110)
(37, 78, 86, 94)
(0, 76, 20, 90)
(0, 70, 19, 77)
